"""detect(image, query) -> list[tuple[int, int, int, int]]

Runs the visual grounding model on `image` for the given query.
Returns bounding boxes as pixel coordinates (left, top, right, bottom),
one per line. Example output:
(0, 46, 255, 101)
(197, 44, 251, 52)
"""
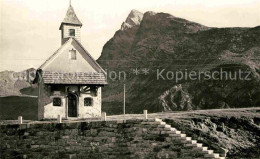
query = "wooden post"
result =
(144, 110, 147, 119)
(57, 115, 62, 123)
(123, 84, 125, 115)
(102, 112, 106, 121)
(18, 116, 23, 124)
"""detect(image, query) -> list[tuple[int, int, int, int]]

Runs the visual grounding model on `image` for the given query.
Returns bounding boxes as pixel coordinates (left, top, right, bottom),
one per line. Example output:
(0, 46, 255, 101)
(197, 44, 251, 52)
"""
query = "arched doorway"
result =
(68, 93, 78, 117)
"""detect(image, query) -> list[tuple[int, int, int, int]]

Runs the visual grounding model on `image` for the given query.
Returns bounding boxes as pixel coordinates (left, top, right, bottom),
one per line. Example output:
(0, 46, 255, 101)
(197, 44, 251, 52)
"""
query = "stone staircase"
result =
(142, 118, 225, 159)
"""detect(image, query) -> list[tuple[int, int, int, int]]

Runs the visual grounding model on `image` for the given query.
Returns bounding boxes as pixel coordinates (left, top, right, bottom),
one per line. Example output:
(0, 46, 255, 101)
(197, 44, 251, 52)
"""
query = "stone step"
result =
(164, 124, 171, 128)
(198, 149, 214, 155)
(169, 131, 182, 136)
(206, 150, 214, 154)
(171, 130, 181, 134)
(164, 127, 172, 131)
(205, 153, 220, 158)
(153, 121, 165, 125)
(181, 138, 196, 144)
(193, 146, 208, 151)
(170, 127, 176, 131)
(186, 140, 197, 144)
(160, 122, 166, 125)
(155, 118, 162, 122)
(166, 128, 177, 133)
(170, 133, 186, 137)
(175, 136, 191, 141)
(186, 143, 203, 148)
(197, 143, 203, 147)
(158, 123, 167, 127)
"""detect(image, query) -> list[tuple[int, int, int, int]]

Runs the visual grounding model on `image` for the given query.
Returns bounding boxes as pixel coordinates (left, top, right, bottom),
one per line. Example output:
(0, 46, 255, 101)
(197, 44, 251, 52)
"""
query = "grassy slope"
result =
(0, 96, 38, 120)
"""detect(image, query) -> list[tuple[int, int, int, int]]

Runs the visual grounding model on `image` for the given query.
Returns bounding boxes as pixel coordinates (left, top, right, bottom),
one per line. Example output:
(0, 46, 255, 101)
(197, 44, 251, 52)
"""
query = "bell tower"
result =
(59, 4, 82, 45)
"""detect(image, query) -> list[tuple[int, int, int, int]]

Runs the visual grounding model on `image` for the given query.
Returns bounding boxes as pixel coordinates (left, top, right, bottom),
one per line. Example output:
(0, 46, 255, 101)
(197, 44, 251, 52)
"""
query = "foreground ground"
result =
(110, 108, 260, 158)
(1, 107, 260, 158)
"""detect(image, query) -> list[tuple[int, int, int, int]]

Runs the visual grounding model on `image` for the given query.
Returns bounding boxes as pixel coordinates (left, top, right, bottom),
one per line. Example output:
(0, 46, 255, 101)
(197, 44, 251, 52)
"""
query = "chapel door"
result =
(68, 93, 77, 117)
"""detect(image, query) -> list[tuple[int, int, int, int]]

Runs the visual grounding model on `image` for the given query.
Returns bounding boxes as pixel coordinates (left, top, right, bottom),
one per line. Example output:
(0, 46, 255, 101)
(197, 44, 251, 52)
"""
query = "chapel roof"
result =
(41, 71, 107, 85)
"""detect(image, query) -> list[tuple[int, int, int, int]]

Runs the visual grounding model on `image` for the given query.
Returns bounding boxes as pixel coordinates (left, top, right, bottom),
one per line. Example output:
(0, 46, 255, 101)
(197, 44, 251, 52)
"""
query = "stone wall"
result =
(0, 119, 222, 159)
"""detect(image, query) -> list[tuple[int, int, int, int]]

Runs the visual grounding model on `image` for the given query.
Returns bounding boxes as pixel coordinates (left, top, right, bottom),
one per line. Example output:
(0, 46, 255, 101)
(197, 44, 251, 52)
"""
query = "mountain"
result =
(0, 68, 37, 97)
(121, 9, 143, 30)
(97, 10, 260, 115)
(0, 68, 38, 120)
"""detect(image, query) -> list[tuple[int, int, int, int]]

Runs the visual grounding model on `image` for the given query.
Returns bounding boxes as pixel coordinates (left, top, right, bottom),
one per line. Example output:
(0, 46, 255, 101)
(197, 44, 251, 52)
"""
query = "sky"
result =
(0, 0, 260, 72)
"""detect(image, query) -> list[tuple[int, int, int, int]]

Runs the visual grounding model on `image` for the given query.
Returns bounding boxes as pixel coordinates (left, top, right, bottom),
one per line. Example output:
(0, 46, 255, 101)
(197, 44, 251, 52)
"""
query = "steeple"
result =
(60, 4, 82, 45)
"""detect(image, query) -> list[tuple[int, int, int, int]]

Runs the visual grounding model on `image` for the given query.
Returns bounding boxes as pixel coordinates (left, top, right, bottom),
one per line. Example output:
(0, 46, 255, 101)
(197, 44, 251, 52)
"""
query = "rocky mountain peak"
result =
(121, 9, 143, 30)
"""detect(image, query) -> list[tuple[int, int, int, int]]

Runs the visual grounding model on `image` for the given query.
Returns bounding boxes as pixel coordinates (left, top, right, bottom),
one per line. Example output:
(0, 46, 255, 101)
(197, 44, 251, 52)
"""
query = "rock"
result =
(159, 84, 194, 111)
(121, 10, 143, 30)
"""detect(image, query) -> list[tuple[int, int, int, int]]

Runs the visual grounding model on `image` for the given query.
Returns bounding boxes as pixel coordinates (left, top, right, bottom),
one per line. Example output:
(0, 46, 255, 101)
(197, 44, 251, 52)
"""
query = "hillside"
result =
(0, 68, 37, 97)
(97, 10, 260, 114)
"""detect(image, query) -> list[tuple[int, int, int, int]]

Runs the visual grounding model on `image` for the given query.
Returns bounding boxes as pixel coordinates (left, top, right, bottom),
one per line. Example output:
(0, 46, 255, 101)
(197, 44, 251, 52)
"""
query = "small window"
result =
(69, 29, 75, 36)
(70, 49, 76, 60)
(84, 98, 93, 106)
(53, 97, 62, 106)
